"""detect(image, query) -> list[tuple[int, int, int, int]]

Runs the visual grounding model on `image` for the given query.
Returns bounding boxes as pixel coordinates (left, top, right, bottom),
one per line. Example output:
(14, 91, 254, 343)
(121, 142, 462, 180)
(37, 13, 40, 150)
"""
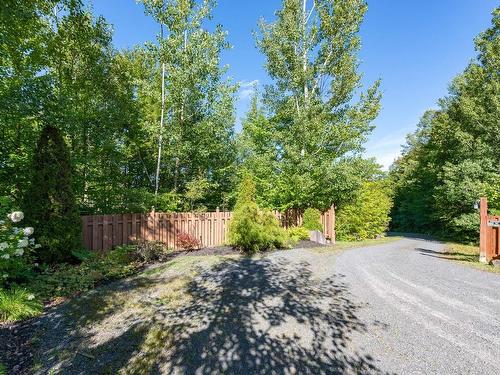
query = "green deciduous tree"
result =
(24, 125, 82, 263)
(252, 0, 381, 210)
(336, 180, 393, 241)
(139, 0, 237, 210)
(391, 8, 500, 242)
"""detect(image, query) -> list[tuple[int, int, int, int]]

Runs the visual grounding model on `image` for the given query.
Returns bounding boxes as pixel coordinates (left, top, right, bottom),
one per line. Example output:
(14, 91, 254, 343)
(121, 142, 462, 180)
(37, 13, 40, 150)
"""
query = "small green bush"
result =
(228, 174, 287, 253)
(287, 226, 310, 243)
(302, 208, 323, 231)
(0, 288, 42, 322)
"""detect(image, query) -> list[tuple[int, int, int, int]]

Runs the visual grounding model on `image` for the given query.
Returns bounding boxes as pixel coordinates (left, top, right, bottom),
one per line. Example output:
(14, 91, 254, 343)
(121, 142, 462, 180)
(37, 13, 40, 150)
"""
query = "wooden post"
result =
(479, 197, 488, 263)
(331, 205, 336, 245)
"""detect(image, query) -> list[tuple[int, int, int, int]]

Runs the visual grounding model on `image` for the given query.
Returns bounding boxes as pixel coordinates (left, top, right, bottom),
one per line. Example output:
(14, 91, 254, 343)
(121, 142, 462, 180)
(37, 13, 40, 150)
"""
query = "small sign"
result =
(487, 220, 500, 227)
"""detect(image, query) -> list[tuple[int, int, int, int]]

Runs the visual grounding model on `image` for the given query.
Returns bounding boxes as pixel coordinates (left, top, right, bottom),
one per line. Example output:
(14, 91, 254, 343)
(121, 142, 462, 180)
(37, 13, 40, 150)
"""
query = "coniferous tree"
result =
(24, 125, 82, 263)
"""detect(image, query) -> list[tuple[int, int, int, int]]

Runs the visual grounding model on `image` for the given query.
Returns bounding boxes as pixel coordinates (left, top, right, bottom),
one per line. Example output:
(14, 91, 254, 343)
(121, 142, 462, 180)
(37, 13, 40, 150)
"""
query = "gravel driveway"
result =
(325, 238, 500, 375)
(6, 238, 500, 374)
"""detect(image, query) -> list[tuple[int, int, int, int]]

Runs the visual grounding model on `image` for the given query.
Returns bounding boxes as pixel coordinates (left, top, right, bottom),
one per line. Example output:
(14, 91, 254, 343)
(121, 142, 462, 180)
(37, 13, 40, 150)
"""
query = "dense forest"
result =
(1, 0, 498, 243)
(0, 0, 387, 219)
(390, 8, 499, 242)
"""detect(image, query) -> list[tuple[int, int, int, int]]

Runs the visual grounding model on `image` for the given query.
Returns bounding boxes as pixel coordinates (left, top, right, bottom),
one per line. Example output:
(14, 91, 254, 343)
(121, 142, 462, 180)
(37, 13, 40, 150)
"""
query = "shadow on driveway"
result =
(30, 256, 392, 374)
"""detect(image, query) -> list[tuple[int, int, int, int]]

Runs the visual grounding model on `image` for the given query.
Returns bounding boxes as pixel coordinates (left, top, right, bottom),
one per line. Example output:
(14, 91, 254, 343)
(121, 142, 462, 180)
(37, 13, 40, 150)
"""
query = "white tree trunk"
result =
(155, 25, 167, 197)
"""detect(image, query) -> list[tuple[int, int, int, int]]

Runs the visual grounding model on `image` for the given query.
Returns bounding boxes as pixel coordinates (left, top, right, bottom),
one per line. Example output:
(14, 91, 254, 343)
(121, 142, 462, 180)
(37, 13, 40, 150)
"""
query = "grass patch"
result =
(0, 288, 43, 322)
(311, 236, 403, 253)
(443, 243, 500, 274)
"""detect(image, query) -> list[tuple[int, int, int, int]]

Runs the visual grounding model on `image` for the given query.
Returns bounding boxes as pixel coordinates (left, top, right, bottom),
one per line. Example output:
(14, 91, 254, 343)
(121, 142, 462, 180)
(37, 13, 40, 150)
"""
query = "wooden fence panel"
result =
(82, 205, 335, 252)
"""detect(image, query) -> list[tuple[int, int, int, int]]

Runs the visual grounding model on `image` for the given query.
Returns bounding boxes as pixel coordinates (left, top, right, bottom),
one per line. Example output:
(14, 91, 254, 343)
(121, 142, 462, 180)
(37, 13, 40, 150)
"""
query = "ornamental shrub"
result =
(133, 240, 171, 261)
(287, 226, 310, 244)
(176, 233, 201, 251)
(336, 180, 393, 241)
(302, 208, 323, 231)
(0, 210, 40, 286)
(24, 125, 82, 263)
(0, 288, 42, 322)
(228, 174, 287, 253)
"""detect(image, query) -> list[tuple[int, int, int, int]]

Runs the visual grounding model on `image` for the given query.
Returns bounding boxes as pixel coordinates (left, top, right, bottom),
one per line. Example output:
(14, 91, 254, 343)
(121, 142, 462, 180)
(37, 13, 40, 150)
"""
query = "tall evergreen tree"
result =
(24, 125, 82, 263)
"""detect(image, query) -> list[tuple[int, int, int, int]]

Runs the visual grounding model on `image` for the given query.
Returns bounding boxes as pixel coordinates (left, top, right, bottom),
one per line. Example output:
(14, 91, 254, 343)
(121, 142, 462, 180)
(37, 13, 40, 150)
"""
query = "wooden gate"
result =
(479, 197, 500, 263)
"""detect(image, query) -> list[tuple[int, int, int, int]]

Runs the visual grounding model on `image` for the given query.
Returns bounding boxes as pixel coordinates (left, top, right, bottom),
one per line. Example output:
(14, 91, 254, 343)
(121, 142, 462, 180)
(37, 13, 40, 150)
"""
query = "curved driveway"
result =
(279, 238, 500, 375)
(14, 237, 500, 375)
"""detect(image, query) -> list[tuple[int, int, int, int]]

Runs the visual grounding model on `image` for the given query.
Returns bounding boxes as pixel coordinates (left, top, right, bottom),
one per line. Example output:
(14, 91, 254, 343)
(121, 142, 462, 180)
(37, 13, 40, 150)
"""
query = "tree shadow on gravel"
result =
(416, 247, 478, 263)
(24, 256, 393, 374)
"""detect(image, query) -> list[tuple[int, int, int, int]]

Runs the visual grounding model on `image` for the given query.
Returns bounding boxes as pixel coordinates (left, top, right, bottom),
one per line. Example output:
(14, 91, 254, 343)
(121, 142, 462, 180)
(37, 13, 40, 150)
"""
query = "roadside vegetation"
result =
(311, 236, 402, 254)
(0, 5, 498, 375)
(442, 243, 500, 275)
(390, 9, 500, 243)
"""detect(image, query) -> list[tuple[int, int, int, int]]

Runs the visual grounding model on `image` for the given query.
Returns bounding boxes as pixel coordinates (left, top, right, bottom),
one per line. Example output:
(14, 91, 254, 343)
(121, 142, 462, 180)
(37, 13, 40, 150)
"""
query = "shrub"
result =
(287, 226, 310, 243)
(0, 288, 42, 322)
(228, 174, 287, 253)
(133, 240, 171, 261)
(0, 210, 40, 287)
(302, 208, 323, 231)
(336, 180, 393, 241)
(24, 125, 82, 264)
(176, 233, 201, 251)
(32, 248, 141, 300)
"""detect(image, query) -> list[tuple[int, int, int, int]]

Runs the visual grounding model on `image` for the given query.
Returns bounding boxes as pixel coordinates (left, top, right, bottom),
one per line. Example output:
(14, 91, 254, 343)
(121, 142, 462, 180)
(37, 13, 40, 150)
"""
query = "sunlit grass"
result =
(0, 288, 43, 322)
(311, 236, 403, 253)
(443, 243, 500, 274)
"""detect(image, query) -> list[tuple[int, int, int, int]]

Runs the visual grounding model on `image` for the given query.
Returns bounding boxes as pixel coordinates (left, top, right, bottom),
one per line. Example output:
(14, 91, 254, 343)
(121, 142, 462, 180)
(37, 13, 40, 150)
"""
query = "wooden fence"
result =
(82, 206, 336, 252)
(480, 197, 500, 263)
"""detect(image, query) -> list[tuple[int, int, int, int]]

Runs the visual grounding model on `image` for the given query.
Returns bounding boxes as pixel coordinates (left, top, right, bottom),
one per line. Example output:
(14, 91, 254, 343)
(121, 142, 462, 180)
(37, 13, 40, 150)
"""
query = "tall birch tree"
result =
(140, 0, 237, 209)
(255, 0, 381, 210)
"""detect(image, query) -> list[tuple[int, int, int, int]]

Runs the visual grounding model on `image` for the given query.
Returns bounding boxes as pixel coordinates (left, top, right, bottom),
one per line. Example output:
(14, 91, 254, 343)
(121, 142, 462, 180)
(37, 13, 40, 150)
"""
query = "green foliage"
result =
(137, 0, 237, 209)
(336, 180, 393, 241)
(249, 0, 381, 210)
(29, 242, 171, 301)
(0, 211, 40, 287)
(228, 174, 287, 253)
(24, 125, 82, 264)
(32, 246, 141, 300)
(302, 208, 323, 231)
(287, 226, 310, 243)
(391, 9, 499, 243)
(0, 0, 237, 216)
(0, 196, 15, 218)
(132, 240, 171, 262)
(0, 288, 42, 322)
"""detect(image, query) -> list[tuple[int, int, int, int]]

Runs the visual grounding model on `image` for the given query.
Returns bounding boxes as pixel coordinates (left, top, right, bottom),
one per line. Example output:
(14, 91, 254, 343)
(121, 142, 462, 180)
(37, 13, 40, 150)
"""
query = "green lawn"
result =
(442, 243, 500, 275)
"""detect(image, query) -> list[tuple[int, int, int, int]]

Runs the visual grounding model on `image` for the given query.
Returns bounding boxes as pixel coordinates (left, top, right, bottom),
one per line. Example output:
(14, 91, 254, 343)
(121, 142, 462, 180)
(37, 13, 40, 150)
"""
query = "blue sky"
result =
(91, 0, 497, 169)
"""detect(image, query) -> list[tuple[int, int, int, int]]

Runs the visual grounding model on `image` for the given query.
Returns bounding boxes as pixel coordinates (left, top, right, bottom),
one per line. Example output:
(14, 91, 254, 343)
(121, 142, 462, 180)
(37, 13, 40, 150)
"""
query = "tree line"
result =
(1, 0, 389, 225)
(390, 8, 499, 242)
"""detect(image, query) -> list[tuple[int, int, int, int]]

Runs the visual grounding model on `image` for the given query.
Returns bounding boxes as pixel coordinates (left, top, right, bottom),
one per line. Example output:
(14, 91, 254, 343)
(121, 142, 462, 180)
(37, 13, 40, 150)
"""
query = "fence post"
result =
(331, 205, 336, 245)
(479, 197, 488, 263)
